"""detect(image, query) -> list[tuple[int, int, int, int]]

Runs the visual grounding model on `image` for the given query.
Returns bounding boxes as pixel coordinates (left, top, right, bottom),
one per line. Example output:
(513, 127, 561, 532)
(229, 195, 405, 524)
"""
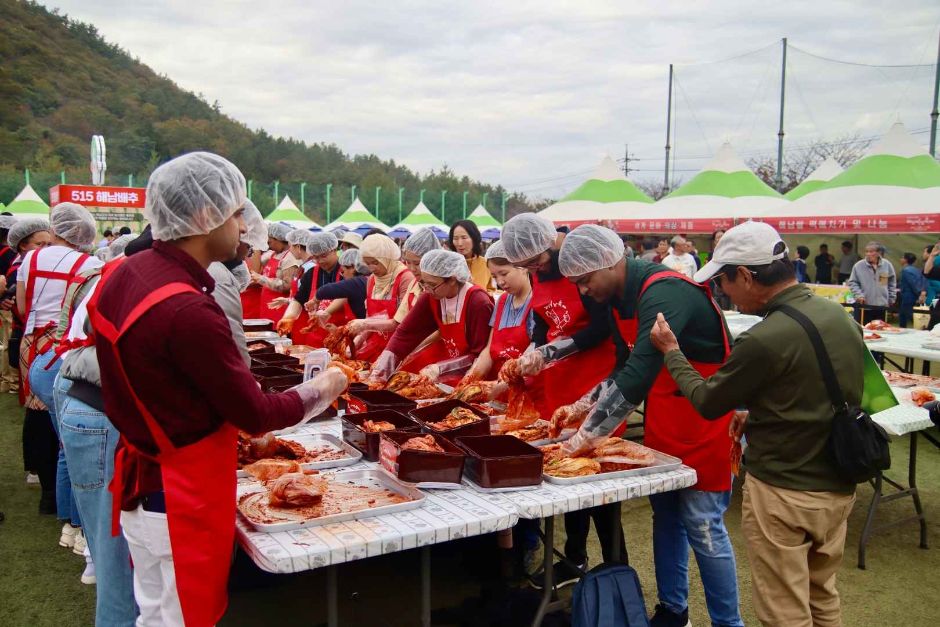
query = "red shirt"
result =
(95, 241, 304, 510)
(386, 290, 494, 359)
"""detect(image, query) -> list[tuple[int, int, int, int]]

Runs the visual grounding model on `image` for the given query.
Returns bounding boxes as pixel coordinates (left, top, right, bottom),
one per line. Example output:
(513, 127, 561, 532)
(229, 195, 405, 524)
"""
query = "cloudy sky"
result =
(48, 1, 939, 198)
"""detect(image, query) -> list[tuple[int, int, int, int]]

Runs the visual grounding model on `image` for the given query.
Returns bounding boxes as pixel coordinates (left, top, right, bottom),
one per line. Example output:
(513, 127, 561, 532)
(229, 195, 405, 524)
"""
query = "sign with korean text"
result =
(49, 184, 146, 209)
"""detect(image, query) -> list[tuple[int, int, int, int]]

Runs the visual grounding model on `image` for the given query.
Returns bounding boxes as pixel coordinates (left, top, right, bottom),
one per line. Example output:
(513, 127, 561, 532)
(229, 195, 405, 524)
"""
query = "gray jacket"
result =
(847, 258, 897, 307)
(208, 262, 250, 367)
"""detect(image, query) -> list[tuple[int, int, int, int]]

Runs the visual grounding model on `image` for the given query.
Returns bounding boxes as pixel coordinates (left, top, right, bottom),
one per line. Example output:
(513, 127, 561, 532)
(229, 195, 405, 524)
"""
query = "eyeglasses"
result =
(514, 251, 548, 270)
(419, 280, 446, 293)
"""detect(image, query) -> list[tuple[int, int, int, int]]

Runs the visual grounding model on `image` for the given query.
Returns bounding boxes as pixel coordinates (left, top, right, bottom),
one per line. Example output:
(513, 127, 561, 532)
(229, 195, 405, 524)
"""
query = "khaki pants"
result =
(0, 310, 15, 393)
(742, 474, 855, 627)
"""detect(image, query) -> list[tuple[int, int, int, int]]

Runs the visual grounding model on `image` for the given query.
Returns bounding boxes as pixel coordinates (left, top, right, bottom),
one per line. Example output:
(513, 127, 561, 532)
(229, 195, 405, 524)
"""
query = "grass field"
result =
(2, 388, 939, 626)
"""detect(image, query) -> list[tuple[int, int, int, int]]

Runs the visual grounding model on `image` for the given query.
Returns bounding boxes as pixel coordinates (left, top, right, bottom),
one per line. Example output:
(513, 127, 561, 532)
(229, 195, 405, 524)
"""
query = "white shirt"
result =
(661, 252, 697, 279)
(19, 246, 103, 334)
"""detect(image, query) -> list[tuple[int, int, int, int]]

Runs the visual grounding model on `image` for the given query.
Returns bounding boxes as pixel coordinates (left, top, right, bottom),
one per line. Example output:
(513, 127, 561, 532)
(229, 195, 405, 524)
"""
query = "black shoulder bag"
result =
(777, 304, 891, 483)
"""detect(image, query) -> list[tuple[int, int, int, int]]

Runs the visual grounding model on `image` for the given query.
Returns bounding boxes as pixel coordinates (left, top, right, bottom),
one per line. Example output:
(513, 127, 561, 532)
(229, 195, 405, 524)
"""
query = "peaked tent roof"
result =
(267, 195, 320, 228)
(646, 143, 786, 234)
(760, 122, 940, 233)
(467, 204, 502, 229)
(538, 156, 654, 229)
(784, 158, 843, 200)
(394, 202, 449, 229)
(6, 184, 50, 216)
(324, 198, 388, 232)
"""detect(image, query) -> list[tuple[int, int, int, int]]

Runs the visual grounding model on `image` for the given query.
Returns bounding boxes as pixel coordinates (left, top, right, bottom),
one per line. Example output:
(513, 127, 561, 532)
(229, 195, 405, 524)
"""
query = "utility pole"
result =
(273, 180, 279, 206)
(775, 37, 788, 192)
(462, 191, 469, 218)
(420, 188, 426, 203)
(664, 64, 674, 191)
(500, 192, 507, 223)
(622, 144, 635, 176)
(351, 184, 357, 204)
(482, 192, 488, 208)
(374, 186, 381, 218)
(300, 182, 307, 213)
(247, 179, 253, 200)
(929, 29, 940, 157)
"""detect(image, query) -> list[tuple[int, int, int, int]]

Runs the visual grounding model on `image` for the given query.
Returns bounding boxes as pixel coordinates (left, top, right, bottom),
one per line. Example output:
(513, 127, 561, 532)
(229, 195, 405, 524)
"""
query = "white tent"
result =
(324, 198, 388, 232)
(784, 158, 843, 200)
(266, 195, 321, 229)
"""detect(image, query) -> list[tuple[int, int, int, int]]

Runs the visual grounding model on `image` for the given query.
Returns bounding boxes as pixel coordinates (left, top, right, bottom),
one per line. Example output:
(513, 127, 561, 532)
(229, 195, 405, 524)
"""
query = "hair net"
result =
(267, 222, 293, 242)
(500, 213, 557, 263)
(8, 218, 50, 252)
(0, 215, 16, 230)
(94, 248, 111, 262)
(339, 248, 371, 275)
(307, 232, 339, 256)
(359, 234, 401, 272)
(287, 229, 315, 248)
(50, 202, 97, 248)
(108, 234, 136, 258)
(402, 228, 442, 257)
(145, 151, 246, 241)
(484, 240, 507, 261)
(558, 225, 626, 277)
(241, 199, 268, 252)
(420, 249, 471, 282)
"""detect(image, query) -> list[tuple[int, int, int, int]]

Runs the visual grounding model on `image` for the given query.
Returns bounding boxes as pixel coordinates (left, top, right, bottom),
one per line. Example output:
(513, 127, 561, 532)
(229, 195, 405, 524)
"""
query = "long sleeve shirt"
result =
(900, 265, 926, 303)
(847, 258, 897, 306)
(316, 275, 369, 318)
(94, 242, 304, 510)
(207, 261, 249, 366)
(663, 284, 861, 493)
(385, 289, 493, 360)
(531, 249, 611, 350)
(294, 263, 341, 305)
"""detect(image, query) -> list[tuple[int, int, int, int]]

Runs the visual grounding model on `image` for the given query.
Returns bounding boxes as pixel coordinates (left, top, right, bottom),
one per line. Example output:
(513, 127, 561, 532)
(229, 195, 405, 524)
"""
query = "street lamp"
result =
(375, 186, 381, 218)
(482, 192, 488, 208)
(351, 184, 357, 204)
(398, 187, 405, 223)
(300, 182, 307, 213)
(501, 192, 507, 223)
(273, 180, 279, 206)
(419, 188, 426, 203)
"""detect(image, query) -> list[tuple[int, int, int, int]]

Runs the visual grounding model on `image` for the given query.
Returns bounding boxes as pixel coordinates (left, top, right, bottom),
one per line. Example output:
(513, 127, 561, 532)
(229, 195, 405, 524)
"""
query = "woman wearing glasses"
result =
(368, 249, 494, 386)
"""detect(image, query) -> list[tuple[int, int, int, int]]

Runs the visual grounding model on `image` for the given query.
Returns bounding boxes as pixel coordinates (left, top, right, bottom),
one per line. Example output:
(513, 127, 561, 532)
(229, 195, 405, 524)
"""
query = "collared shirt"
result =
(664, 284, 862, 493)
(847, 258, 897, 306)
(95, 241, 304, 510)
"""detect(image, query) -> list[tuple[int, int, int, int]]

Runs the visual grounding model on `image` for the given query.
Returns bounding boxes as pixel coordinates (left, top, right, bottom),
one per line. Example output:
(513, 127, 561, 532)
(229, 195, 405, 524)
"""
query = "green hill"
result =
(0, 0, 524, 221)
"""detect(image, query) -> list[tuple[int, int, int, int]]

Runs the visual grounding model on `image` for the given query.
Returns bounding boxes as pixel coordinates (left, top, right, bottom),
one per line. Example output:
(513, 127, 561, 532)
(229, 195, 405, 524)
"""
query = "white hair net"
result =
(8, 218, 50, 251)
(339, 248, 371, 275)
(267, 222, 293, 242)
(0, 215, 16, 230)
(500, 213, 557, 263)
(307, 232, 339, 256)
(420, 249, 471, 282)
(241, 199, 267, 252)
(402, 228, 442, 257)
(484, 240, 507, 261)
(94, 248, 111, 262)
(50, 202, 97, 248)
(145, 152, 246, 241)
(558, 225, 626, 277)
(108, 234, 136, 258)
(287, 229, 315, 248)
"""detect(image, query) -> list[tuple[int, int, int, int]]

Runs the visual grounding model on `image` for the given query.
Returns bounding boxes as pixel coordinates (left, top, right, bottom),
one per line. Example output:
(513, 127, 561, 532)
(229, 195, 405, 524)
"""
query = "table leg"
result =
(908, 433, 929, 550)
(531, 516, 554, 627)
(609, 502, 622, 563)
(858, 472, 882, 570)
(421, 545, 431, 627)
(327, 565, 339, 627)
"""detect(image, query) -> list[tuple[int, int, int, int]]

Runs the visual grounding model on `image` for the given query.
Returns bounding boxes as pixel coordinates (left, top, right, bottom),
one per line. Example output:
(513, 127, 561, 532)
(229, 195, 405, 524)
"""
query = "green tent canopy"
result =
(467, 204, 501, 230)
(394, 202, 449, 231)
(267, 195, 320, 229)
(324, 198, 388, 232)
(785, 158, 843, 200)
(6, 184, 49, 216)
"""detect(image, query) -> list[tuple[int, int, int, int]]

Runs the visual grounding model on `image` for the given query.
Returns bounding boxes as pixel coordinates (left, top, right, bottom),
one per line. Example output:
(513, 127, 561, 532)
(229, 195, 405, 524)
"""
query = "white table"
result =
(866, 330, 940, 374)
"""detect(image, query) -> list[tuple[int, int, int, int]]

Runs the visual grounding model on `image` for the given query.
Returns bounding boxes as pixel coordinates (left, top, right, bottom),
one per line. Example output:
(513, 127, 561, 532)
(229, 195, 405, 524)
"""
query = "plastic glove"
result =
(249, 271, 264, 285)
(346, 319, 367, 336)
(535, 336, 580, 366)
(564, 379, 637, 452)
(560, 427, 610, 457)
(268, 297, 290, 309)
(514, 350, 545, 377)
(367, 350, 399, 386)
(303, 299, 320, 314)
(550, 398, 593, 439)
(276, 317, 295, 336)
(419, 364, 441, 382)
(292, 367, 349, 426)
(429, 354, 475, 379)
(313, 310, 331, 328)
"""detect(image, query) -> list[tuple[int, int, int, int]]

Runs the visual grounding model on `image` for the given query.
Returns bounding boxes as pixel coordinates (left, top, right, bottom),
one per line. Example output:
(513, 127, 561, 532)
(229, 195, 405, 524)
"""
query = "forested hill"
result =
(0, 0, 528, 220)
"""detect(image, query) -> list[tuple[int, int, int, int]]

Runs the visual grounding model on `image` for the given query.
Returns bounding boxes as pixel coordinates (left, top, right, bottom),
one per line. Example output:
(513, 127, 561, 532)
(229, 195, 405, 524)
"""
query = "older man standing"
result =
(650, 221, 861, 627)
(661, 236, 697, 278)
(846, 241, 897, 324)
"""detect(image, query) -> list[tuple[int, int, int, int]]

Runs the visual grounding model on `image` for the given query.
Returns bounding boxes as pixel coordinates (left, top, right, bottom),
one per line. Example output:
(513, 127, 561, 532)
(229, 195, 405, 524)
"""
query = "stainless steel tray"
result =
(543, 449, 682, 485)
(245, 330, 279, 339)
(236, 433, 362, 478)
(489, 417, 573, 447)
(237, 468, 426, 532)
(243, 318, 274, 327)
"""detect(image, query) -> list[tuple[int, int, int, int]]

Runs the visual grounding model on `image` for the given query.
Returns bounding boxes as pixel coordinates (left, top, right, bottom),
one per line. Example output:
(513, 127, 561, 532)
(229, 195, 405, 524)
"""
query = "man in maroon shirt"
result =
(92, 152, 346, 627)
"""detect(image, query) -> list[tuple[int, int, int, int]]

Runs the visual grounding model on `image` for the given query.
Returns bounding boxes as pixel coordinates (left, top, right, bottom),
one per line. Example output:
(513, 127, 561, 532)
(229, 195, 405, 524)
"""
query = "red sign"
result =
(758, 214, 940, 234)
(554, 218, 735, 234)
(49, 184, 146, 209)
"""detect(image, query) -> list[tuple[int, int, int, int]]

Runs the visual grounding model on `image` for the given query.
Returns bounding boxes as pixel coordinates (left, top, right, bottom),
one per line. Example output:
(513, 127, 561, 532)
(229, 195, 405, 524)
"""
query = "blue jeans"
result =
(54, 376, 138, 627)
(649, 486, 743, 627)
(30, 350, 80, 526)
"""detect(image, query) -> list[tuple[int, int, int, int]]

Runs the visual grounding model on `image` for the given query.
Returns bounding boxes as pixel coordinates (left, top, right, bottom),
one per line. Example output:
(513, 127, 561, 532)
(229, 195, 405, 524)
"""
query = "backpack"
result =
(571, 563, 650, 627)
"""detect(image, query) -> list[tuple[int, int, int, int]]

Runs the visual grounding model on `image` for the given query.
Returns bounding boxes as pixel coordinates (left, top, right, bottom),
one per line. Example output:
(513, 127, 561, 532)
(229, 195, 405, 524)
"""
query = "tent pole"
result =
(929, 29, 940, 157)
(664, 64, 673, 192)
(775, 37, 788, 192)
(300, 182, 307, 214)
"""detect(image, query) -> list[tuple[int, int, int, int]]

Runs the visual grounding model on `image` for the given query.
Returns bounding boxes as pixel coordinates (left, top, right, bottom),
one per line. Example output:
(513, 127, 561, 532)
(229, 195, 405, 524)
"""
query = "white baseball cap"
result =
(694, 221, 788, 283)
(339, 232, 363, 248)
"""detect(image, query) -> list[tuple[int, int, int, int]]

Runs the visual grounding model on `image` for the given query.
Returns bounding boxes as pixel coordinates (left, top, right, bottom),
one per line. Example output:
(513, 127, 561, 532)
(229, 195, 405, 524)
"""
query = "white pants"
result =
(121, 505, 184, 627)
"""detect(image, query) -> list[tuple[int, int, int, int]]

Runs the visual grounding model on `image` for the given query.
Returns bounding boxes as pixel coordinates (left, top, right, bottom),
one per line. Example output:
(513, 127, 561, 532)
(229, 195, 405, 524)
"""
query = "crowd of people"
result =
(0, 149, 917, 627)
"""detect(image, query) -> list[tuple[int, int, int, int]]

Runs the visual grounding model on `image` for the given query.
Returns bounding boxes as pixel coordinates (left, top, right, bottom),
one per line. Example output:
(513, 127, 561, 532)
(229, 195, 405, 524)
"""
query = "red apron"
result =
(531, 273, 616, 415)
(240, 259, 262, 320)
(258, 252, 288, 323)
(21, 249, 90, 399)
(287, 262, 314, 344)
(612, 270, 732, 492)
(89, 265, 236, 627)
(292, 264, 347, 348)
(401, 285, 482, 385)
(487, 293, 532, 377)
(356, 270, 411, 362)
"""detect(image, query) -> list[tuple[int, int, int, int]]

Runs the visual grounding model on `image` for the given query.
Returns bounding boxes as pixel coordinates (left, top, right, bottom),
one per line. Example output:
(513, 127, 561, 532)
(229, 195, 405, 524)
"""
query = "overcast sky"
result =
(48, 1, 939, 198)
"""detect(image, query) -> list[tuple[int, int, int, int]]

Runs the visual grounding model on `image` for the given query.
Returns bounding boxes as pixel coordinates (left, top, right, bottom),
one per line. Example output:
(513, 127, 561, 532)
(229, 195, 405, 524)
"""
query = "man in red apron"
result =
(92, 153, 348, 627)
(251, 222, 298, 323)
(555, 225, 743, 627)
(499, 214, 623, 588)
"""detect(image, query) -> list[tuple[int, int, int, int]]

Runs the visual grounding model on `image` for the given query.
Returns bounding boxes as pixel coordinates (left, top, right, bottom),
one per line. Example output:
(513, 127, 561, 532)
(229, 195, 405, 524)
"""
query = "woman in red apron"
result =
(343, 234, 414, 362)
(368, 250, 494, 387)
(251, 223, 298, 323)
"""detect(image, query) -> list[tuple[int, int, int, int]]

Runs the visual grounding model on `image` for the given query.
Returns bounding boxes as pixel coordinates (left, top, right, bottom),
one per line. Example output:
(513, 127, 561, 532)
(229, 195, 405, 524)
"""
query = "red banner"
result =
(553, 217, 735, 234)
(758, 214, 940, 234)
(49, 184, 146, 209)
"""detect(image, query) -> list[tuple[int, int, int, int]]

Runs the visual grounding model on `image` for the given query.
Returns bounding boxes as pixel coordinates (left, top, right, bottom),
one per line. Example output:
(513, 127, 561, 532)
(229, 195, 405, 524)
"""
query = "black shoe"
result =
(650, 603, 691, 627)
(528, 559, 586, 591)
(38, 491, 56, 515)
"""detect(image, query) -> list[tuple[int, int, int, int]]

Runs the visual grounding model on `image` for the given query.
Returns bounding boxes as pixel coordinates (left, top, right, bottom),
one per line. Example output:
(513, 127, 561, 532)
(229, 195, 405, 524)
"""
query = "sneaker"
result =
(72, 529, 87, 556)
(59, 523, 80, 548)
(80, 546, 96, 585)
(650, 603, 691, 627)
(25, 472, 40, 485)
(528, 559, 587, 591)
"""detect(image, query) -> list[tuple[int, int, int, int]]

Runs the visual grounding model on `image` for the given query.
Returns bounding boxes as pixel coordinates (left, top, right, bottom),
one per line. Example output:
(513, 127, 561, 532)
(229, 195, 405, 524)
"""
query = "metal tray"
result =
(237, 468, 426, 532)
(489, 417, 573, 447)
(543, 449, 682, 485)
(245, 330, 279, 339)
(461, 477, 541, 493)
(243, 318, 275, 327)
(236, 433, 362, 478)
